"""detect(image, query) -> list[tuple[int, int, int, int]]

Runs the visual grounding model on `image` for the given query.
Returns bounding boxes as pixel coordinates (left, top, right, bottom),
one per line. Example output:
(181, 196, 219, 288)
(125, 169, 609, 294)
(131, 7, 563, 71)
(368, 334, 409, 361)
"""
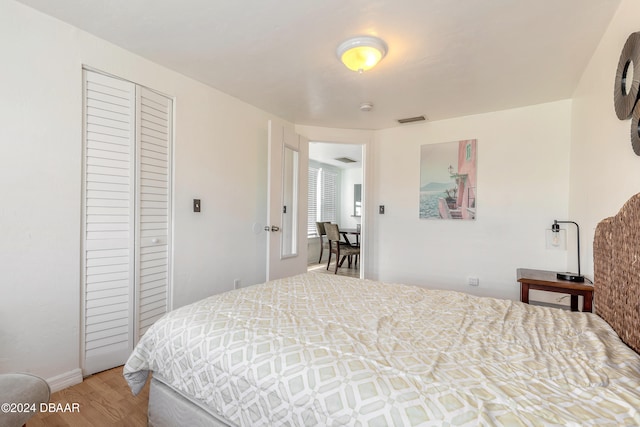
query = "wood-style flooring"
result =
(308, 258, 360, 278)
(29, 367, 149, 426)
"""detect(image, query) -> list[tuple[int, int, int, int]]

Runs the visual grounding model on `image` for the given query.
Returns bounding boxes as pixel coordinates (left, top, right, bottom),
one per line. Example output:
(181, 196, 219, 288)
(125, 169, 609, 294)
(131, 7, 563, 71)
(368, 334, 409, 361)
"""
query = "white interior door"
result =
(82, 70, 136, 374)
(82, 70, 172, 375)
(134, 86, 172, 342)
(266, 119, 308, 280)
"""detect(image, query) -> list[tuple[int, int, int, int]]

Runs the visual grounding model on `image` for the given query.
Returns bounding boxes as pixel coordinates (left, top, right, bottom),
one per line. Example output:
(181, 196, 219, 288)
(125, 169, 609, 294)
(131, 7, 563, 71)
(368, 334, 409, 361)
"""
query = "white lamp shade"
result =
(337, 36, 388, 72)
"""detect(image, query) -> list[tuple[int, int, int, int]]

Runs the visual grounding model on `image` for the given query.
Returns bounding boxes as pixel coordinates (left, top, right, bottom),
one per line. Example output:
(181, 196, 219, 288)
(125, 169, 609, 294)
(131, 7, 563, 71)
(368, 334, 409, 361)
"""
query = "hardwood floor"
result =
(29, 367, 149, 426)
(308, 258, 360, 278)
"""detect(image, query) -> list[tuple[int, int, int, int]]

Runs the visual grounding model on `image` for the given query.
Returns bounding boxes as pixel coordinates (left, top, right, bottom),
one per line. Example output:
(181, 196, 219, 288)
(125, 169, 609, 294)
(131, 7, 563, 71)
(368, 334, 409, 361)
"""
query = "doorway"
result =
(306, 142, 364, 278)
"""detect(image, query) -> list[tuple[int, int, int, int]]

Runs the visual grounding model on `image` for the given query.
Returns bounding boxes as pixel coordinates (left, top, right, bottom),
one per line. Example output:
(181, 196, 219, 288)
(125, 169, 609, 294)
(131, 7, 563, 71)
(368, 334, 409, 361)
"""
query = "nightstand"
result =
(517, 268, 593, 312)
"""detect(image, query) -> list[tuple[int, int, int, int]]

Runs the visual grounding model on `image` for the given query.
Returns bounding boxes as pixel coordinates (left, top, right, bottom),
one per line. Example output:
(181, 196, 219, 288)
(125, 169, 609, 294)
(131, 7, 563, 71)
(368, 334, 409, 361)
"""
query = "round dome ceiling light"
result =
(337, 36, 388, 73)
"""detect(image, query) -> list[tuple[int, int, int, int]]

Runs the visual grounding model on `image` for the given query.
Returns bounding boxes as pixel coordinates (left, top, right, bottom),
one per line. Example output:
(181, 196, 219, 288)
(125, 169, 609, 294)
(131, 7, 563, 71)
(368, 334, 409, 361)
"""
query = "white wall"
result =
(569, 0, 640, 277)
(368, 101, 573, 300)
(340, 168, 363, 230)
(0, 0, 278, 387)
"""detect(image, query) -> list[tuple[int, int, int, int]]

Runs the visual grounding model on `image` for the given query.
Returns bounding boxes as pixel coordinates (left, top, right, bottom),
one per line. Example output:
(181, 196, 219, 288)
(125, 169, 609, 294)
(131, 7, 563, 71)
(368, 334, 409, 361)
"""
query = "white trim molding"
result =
(47, 368, 83, 393)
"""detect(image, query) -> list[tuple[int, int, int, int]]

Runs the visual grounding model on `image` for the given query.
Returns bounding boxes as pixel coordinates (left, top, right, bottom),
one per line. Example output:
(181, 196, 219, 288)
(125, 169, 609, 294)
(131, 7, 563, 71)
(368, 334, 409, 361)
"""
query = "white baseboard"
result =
(47, 368, 83, 393)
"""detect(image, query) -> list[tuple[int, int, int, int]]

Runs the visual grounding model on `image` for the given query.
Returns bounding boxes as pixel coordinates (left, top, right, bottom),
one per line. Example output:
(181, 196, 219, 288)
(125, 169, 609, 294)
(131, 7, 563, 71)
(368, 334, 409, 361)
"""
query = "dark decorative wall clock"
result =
(614, 31, 640, 155)
(632, 97, 640, 155)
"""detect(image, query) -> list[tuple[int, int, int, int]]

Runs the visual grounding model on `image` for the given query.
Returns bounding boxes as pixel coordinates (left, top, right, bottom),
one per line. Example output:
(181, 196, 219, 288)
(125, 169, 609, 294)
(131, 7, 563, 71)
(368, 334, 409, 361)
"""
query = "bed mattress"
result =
(148, 376, 230, 427)
(124, 273, 640, 426)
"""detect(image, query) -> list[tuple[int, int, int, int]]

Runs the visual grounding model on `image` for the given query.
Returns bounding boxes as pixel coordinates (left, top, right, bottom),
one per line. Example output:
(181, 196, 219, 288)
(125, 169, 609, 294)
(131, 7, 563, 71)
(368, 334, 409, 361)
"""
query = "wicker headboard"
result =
(593, 193, 640, 354)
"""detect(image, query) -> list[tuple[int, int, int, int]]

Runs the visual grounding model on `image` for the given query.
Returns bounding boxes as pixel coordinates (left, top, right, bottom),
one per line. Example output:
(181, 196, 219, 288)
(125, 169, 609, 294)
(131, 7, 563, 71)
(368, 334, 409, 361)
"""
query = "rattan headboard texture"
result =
(593, 193, 640, 354)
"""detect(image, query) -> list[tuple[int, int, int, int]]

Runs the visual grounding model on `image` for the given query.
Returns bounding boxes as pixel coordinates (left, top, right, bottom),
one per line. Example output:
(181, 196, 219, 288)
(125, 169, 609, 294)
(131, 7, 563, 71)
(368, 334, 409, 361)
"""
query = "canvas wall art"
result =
(419, 139, 477, 220)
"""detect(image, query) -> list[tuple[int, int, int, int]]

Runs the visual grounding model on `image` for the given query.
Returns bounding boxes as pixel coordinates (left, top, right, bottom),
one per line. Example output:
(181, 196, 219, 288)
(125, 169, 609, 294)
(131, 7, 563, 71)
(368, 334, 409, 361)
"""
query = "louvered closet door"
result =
(83, 70, 136, 374)
(135, 87, 172, 341)
(82, 70, 172, 375)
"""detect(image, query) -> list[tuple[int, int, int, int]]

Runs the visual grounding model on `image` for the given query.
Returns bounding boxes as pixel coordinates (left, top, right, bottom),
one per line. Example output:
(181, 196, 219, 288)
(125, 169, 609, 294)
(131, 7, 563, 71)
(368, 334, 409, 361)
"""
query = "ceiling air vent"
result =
(335, 157, 357, 163)
(397, 115, 427, 124)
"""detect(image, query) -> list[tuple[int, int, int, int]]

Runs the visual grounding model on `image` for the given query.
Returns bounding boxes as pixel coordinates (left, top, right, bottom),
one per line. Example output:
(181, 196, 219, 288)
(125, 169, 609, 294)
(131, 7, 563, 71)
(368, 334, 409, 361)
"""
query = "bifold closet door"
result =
(82, 70, 172, 375)
(134, 87, 172, 341)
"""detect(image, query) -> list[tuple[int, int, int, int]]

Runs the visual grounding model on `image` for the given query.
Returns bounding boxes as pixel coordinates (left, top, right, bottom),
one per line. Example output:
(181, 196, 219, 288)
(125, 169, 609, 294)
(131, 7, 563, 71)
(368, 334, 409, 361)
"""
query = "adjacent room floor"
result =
(308, 260, 360, 278)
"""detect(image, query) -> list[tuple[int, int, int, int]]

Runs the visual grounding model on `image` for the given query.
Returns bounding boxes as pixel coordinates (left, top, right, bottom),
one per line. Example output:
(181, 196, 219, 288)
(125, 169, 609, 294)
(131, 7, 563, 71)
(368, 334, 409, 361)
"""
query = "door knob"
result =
(271, 226, 280, 232)
(151, 238, 159, 244)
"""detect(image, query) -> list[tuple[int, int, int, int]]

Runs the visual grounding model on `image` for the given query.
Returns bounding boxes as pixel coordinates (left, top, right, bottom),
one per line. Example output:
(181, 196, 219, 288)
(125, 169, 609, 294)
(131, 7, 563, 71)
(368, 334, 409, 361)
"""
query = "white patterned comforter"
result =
(124, 273, 640, 426)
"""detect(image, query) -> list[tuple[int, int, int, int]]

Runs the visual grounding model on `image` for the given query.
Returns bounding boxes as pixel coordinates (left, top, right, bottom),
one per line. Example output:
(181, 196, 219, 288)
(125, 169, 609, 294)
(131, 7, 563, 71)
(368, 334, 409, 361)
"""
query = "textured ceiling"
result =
(17, 0, 621, 130)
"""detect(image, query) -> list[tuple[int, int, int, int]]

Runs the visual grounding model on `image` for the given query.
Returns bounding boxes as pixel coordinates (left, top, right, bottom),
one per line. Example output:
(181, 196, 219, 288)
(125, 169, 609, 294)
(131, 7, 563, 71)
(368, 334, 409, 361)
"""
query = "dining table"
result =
(340, 227, 361, 246)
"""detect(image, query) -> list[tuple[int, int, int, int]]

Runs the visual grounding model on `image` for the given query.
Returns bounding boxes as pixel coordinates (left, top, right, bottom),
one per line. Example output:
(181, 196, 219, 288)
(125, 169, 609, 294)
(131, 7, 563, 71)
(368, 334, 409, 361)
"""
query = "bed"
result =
(124, 194, 640, 426)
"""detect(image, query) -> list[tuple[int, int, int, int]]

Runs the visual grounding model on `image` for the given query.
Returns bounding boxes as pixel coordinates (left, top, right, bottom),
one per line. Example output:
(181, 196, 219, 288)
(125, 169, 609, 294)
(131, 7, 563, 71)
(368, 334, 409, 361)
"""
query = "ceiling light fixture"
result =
(337, 36, 388, 73)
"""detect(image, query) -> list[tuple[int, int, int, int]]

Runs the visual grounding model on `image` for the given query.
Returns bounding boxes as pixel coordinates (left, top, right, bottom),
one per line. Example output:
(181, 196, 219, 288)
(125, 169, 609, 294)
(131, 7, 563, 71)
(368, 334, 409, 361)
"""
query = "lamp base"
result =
(556, 272, 585, 282)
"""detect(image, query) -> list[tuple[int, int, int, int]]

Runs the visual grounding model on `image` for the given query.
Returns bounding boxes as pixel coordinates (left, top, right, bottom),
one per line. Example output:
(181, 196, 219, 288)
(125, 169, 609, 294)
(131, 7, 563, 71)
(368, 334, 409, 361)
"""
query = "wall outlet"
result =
(468, 277, 479, 286)
(233, 279, 240, 289)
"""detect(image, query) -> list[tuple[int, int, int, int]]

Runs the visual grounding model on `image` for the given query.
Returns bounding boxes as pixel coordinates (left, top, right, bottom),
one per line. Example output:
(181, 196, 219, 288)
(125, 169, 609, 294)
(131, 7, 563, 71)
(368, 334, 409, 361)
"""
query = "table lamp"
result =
(551, 220, 585, 282)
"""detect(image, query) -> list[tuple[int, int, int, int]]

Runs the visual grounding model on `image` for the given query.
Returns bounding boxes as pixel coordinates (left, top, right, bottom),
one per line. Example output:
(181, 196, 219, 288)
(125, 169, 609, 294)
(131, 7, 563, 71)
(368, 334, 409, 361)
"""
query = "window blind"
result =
(308, 166, 338, 237)
(307, 166, 319, 236)
(321, 169, 338, 224)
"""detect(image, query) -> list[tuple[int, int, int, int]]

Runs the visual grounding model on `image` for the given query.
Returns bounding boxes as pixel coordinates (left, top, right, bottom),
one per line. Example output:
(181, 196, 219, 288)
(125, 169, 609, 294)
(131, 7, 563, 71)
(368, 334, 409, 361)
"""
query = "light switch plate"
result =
(193, 199, 201, 212)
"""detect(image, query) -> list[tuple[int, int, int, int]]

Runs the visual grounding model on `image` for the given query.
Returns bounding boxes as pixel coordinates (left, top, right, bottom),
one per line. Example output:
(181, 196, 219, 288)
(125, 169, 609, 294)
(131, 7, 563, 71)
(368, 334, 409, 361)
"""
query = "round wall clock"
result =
(614, 32, 640, 120)
(631, 105, 640, 155)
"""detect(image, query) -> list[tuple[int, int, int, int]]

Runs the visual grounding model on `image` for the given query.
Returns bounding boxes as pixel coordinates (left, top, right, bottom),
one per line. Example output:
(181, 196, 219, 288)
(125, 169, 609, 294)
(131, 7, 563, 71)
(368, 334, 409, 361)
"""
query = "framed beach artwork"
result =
(419, 139, 477, 220)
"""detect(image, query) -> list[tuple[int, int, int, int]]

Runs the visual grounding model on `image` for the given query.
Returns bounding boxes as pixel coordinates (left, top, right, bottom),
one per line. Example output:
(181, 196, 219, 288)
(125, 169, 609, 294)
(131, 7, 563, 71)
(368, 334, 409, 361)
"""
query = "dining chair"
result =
(317, 221, 350, 262)
(325, 223, 360, 274)
(315, 221, 330, 263)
